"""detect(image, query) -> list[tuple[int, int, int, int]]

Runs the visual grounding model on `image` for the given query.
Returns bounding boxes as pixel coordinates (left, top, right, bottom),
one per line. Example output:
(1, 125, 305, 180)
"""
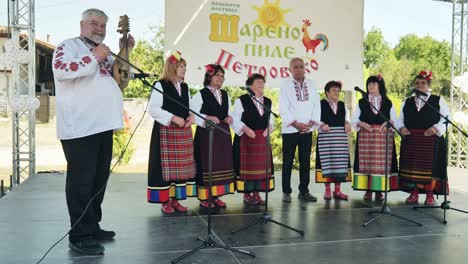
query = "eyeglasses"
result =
(213, 73, 225, 79)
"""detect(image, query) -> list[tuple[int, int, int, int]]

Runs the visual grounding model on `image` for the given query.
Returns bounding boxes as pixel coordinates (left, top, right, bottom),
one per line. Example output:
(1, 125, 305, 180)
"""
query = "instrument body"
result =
(113, 15, 131, 91)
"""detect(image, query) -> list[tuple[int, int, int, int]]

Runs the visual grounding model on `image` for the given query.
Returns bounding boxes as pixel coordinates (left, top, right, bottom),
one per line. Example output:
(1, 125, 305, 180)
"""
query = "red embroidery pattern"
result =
(294, 80, 309, 101)
(53, 44, 96, 73)
(69, 62, 79, 72)
(98, 59, 112, 77)
(82, 56, 91, 64)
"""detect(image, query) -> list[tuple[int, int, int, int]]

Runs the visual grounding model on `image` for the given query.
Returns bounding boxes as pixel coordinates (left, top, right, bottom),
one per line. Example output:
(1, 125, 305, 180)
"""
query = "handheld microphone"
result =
(130, 72, 157, 79)
(354, 86, 366, 95)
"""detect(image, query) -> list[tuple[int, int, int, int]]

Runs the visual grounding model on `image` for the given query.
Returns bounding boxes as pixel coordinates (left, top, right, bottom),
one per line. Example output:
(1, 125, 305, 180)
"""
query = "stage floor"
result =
(1, 170, 468, 264)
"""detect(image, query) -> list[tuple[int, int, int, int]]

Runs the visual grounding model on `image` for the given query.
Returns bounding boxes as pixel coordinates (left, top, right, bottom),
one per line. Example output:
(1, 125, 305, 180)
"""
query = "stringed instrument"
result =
(113, 15, 131, 91)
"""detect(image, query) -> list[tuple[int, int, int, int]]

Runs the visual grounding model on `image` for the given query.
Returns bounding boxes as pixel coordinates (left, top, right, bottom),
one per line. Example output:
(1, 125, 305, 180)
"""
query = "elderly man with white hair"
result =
(52, 8, 134, 254)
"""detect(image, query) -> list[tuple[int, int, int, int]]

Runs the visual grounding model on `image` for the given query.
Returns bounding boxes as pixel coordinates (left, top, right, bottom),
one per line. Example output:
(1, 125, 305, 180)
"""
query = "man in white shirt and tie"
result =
(279, 58, 321, 202)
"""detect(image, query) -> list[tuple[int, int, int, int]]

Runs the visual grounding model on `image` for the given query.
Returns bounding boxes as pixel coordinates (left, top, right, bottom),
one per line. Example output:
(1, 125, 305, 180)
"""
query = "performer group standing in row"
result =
(146, 52, 450, 213)
(52, 8, 450, 254)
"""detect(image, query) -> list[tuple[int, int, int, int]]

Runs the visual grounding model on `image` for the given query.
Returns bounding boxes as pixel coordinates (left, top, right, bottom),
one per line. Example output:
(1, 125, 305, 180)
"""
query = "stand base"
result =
(413, 201, 468, 225)
(362, 205, 423, 227)
(171, 233, 255, 264)
(230, 212, 305, 236)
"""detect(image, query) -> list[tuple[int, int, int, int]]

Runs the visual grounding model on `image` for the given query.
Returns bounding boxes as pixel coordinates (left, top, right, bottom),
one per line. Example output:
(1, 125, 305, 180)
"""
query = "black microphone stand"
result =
(230, 89, 305, 236)
(411, 92, 468, 224)
(355, 88, 422, 227)
(85, 39, 256, 262)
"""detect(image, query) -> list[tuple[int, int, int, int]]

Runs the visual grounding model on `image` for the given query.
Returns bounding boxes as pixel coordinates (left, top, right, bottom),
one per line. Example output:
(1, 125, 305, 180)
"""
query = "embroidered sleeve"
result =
(52, 41, 99, 81)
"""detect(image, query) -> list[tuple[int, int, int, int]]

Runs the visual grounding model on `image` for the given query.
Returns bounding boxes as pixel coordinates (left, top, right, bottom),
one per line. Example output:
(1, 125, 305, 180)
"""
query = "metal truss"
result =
(9, 0, 36, 186)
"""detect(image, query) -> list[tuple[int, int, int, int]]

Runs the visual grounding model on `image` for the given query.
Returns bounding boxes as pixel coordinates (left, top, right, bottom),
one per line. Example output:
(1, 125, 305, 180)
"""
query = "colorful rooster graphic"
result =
(301, 19, 329, 55)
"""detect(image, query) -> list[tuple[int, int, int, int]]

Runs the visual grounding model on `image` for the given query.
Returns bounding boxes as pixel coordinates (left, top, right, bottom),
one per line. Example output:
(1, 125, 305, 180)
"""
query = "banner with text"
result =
(165, 0, 363, 90)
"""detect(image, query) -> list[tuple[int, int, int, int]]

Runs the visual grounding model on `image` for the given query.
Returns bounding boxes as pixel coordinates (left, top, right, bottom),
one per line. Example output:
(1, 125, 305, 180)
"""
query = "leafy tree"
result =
(394, 34, 451, 96)
(364, 27, 391, 68)
(123, 26, 165, 98)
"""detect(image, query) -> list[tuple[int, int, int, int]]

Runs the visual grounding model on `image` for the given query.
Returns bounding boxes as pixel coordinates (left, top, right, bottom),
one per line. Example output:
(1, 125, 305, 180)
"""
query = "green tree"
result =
(364, 27, 391, 68)
(123, 26, 165, 98)
(394, 34, 451, 96)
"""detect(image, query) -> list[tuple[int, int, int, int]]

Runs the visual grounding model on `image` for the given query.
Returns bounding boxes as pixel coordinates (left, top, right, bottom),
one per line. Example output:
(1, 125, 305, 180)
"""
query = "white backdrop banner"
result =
(165, 0, 363, 90)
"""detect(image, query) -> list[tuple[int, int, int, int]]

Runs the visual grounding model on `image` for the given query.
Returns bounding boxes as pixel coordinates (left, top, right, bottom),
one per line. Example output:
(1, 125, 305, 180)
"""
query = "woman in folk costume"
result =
(315, 81, 352, 200)
(147, 51, 196, 214)
(192, 64, 236, 208)
(232, 74, 274, 205)
(397, 70, 450, 206)
(351, 75, 399, 201)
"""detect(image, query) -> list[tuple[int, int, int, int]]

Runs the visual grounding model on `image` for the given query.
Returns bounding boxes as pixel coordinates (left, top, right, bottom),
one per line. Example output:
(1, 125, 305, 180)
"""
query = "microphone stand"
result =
(230, 89, 305, 236)
(84, 38, 256, 262)
(411, 92, 468, 224)
(355, 89, 422, 227)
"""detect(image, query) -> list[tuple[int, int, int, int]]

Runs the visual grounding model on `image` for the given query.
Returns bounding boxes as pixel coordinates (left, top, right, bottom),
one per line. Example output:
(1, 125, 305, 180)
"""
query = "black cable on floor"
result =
(34, 89, 153, 264)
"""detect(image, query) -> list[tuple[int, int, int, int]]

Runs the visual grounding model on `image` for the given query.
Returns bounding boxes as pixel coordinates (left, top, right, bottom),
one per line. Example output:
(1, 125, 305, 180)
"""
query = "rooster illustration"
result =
(301, 19, 329, 55)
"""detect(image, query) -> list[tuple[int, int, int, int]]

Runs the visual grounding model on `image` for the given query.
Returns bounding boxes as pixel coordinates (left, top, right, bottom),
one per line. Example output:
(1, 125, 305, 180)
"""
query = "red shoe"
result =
(324, 188, 332, 200)
(363, 191, 372, 201)
(425, 192, 436, 206)
(243, 193, 258, 205)
(405, 189, 419, 204)
(375, 192, 384, 202)
(212, 198, 227, 208)
(333, 191, 349, 200)
(161, 201, 175, 214)
(200, 200, 215, 208)
(171, 198, 188, 212)
(252, 192, 265, 205)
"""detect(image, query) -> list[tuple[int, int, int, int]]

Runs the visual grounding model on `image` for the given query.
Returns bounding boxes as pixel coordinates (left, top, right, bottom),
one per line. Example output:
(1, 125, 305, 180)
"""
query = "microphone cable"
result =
(34, 88, 154, 264)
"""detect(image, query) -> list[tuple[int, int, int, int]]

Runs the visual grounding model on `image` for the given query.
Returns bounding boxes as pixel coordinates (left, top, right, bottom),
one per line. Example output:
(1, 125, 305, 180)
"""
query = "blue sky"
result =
(0, 0, 454, 50)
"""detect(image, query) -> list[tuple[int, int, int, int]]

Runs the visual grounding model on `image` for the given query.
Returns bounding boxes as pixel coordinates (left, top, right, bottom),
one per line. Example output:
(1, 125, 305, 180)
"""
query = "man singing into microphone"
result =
(279, 58, 321, 203)
(52, 8, 134, 254)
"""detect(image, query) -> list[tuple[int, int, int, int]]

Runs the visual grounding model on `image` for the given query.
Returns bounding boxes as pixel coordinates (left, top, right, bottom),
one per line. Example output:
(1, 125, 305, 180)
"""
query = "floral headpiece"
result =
(168, 51, 182, 64)
(205, 64, 221, 76)
(376, 74, 383, 81)
(418, 70, 433, 81)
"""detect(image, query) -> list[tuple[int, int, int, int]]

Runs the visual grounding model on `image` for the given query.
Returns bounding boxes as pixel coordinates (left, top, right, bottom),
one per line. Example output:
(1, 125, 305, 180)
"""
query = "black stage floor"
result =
(1, 172, 468, 264)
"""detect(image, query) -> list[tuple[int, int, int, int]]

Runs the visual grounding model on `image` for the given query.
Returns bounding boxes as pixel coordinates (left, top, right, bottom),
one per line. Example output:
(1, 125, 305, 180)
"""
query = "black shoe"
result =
(92, 229, 116, 241)
(69, 240, 105, 255)
(298, 192, 317, 202)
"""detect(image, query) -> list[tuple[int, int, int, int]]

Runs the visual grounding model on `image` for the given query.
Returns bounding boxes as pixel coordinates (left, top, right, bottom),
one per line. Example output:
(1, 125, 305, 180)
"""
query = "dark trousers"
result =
(61, 130, 113, 242)
(282, 132, 312, 194)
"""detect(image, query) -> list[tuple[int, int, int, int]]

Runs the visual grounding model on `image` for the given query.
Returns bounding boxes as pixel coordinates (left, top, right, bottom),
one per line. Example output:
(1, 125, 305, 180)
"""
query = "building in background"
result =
(0, 25, 55, 122)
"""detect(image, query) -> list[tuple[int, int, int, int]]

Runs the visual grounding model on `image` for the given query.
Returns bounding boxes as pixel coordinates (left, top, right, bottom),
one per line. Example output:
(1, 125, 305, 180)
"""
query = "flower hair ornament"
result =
(204, 64, 216, 75)
(168, 51, 182, 64)
(419, 70, 433, 81)
(376, 74, 383, 81)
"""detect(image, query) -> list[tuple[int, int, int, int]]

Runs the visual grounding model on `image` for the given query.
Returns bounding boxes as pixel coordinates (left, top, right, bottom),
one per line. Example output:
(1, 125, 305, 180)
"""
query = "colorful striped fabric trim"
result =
(147, 182, 197, 203)
(197, 182, 235, 200)
(236, 176, 275, 193)
(352, 173, 399, 191)
(316, 169, 352, 183)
